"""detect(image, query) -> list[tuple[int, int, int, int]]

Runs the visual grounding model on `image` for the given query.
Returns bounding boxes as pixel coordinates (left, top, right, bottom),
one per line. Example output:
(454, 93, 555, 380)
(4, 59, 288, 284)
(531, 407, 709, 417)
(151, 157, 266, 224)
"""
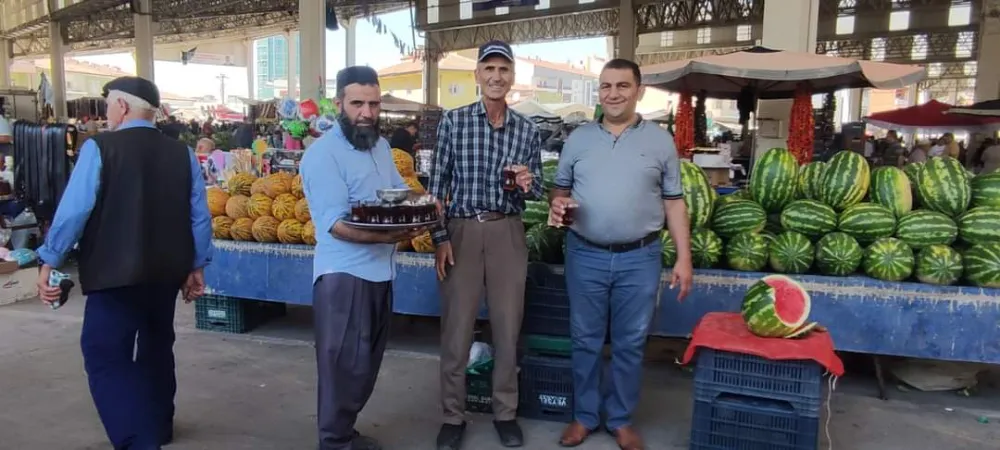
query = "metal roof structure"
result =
(0, 0, 408, 58)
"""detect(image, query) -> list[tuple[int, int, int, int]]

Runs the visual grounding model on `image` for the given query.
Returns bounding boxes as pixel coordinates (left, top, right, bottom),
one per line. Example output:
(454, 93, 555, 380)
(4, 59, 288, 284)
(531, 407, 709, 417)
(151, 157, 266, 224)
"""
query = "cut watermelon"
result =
(784, 321, 820, 339)
(741, 275, 812, 338)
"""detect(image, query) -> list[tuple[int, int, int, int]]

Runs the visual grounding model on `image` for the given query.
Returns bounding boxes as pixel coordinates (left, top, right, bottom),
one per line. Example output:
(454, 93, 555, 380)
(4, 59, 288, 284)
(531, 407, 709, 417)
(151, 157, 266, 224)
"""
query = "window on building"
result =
(870, 37, 886, 61)
(660, 31, 674, 47)
(911, 34, 927, 60)
(948, 4, 971, 26)
(736, 25, 752, 42)
(889, 11, 909, 31)
(955, 31, 974, 58)
(448, 84, 461, 95)
(696, 27, 712, 45)
(836, 15, 855, 35)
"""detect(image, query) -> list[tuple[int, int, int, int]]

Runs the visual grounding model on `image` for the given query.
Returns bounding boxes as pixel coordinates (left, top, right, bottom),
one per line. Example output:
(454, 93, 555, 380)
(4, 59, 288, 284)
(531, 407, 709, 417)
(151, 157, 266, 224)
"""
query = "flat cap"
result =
(102, 76, 160, 108)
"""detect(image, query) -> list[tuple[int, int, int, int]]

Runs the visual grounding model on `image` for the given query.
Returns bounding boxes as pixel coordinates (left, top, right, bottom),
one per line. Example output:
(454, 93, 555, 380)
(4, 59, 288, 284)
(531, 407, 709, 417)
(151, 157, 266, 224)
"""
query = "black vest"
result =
(77, 126, 194, 293)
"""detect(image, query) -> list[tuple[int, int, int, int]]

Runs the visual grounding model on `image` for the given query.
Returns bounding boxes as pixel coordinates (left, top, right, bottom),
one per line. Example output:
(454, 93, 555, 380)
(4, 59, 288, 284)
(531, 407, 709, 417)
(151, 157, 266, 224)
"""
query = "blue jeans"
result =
(564, 231, 662, 431)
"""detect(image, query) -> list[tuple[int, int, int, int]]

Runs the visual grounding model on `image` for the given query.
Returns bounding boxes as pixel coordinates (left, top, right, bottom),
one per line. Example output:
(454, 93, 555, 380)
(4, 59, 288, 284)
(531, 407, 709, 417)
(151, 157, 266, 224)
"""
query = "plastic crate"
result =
(195, 295, 286, 334)
(522, 263, 570, 337)
(694, 349, 822, 417)
(522, 334, 572, 357)
(517, 355, 574, 423)
(465, 370, 493, 413)
(690, 394, 819, 450)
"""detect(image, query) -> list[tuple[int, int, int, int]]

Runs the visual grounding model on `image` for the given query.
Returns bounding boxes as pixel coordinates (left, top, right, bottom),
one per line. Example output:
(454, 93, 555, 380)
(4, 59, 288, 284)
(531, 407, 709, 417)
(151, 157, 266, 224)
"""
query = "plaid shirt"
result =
(428, 101, 544, 244)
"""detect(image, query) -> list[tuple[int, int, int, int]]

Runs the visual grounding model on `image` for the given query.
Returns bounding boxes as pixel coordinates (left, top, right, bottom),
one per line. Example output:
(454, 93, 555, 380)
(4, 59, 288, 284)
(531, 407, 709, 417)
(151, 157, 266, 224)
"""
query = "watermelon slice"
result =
(784, 321, 820, 339)
(741, 275, 812, 338)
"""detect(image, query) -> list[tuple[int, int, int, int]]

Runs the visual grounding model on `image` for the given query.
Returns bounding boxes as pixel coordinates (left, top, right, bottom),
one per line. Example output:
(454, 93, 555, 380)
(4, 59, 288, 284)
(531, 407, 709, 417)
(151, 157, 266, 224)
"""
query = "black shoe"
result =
(160, 428, 173, 446)
(493, 419, 524, 447)
(352, 434, 382, 450)
(436, 422, 466, 450)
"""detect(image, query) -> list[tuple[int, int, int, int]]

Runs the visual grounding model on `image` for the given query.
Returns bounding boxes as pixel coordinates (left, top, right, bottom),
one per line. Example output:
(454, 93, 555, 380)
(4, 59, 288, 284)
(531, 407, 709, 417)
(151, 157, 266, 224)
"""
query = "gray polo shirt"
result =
(554, 118, 683, 245)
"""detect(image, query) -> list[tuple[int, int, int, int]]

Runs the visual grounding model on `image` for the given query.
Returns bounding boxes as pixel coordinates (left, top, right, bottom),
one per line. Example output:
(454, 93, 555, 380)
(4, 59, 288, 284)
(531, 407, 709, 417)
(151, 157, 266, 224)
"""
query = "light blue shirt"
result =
(301, 122, 408, 283)
(37, 119, 214, 269)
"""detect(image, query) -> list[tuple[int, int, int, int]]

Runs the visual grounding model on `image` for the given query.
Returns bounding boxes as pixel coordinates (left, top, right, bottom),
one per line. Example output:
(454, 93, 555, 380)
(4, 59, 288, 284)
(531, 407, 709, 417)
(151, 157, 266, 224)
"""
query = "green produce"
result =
(795, 161, 827, 200)
(861, 237, 914, 282)
(749, 148, 800, 213)
(894, 210, 958, 249)
(780, 199, 837, 239)
(711, 199, 766, 239)
(903, 162, 924, 206)
(715, 193, 746, 209)
(957, 206, 1000, 246)
(970, 171, 1000, 208)
(726, 232, 770, 272)
(819, 150, 871, 211)
(915, 245, 964, 286)
(963, 242, 1000, 288)
(526, 225, 565, 264)
(869, 166, 913, 217)
(741, 274, 812, 338)
(815, 232, 862, 276)
(916, 156, 971, 217)
(541, 159, 558, 191)
(768, 231, 815, 274)
(837, 203, 896, 244)
(660, 230, 677, 266)
(760, 230, 777, 244)
(681, 162, 715, 229)
(691, 228, 724, 268)
(522, 201, 549, 230)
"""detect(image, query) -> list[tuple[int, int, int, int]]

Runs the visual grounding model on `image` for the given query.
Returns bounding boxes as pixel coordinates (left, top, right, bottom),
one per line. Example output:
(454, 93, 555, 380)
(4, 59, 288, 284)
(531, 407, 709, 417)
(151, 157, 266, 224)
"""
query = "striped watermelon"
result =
(522, 201, 549, 230)
(869, 166, 913, 217)
(971, 171, 1000, 208)
(711, 199, 766, 239)
(691, 228, 724, 268)
(819, 151, 870, 211)
(862, 237, 914, 282)
(837, 203, 897, 244)
(741, 275, 812, 338)
(815, 232, 862, 276)
(963, 243, 1000, 288)
(915, 244, 963, 286)
(795, 161, 827, 200)
(903, 162, 924, 206)
(681, 162, 715, 229)
(780, 199, 837, 239)
(957, 206, 1000, 246)
(659, 230, 678, 266)
(749, 148, 799, 213)
(895, 210, 958, 249)
(726, 232, 770, 272)
(916, 156, 971, 217)
(769, 231, 815, 274)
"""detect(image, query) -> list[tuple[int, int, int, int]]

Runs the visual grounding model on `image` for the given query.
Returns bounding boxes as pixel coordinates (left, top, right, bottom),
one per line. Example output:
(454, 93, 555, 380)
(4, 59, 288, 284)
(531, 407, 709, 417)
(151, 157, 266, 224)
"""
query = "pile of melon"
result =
(207, 172, 317, 245)
(392, 149, 436, 253)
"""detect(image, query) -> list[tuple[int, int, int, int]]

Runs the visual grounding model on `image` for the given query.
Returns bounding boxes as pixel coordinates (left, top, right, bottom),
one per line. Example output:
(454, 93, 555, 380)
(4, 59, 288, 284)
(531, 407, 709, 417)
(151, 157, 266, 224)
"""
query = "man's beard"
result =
(339, 114, 380, 150)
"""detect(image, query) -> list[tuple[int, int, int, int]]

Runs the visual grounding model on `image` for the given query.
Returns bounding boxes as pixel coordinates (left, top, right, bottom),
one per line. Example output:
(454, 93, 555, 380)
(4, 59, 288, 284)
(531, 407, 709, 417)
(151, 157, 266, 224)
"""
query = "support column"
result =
(617, 0, 636, 60)
(344, 19, 357, 67)
(298, 0, 326, 102)
(422, 40, 440, 106)
(133, 0, 155, 81)
(48, 21, 67, 119)
(245, 39, 255, 100)
(975, 0, 1000, 102)
(0, 40, 11, 88)
(286, 31, 298, 99)
(846, 89, 864, 122)
(756, 0, 820, 159)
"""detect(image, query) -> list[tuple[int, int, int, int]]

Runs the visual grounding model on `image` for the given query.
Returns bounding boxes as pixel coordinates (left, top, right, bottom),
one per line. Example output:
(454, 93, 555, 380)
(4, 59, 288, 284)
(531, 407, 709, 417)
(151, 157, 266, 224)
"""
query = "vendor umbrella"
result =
(864, 100, 1000, 133)
(945, 99, 1000, 117)
(641, 46, 926, 99)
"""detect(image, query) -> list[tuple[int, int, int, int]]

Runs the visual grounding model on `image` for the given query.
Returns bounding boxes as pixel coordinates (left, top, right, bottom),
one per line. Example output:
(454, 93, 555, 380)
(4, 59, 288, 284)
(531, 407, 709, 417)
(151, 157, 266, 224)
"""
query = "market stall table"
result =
(205, 240, 1000, 365)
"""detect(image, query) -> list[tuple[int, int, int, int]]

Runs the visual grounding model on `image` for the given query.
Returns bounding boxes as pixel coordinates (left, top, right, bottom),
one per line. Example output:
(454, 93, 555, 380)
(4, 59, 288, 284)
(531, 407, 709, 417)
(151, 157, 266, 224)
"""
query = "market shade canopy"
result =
(641, 46, 926, 99)
(380, 93, 425, 113)
(946, 99, 1000, 117)
(864, 100, 1000, 133)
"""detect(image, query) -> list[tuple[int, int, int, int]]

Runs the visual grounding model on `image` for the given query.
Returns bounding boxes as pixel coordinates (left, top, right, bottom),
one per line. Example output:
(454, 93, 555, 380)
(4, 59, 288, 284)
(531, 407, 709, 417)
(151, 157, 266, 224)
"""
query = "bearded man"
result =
(300, 66, 424, 450)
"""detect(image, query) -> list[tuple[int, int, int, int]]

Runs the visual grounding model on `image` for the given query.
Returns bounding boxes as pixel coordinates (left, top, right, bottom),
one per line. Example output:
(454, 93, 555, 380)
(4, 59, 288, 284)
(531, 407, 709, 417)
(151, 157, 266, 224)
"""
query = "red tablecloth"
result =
(681, 312, 845, 376)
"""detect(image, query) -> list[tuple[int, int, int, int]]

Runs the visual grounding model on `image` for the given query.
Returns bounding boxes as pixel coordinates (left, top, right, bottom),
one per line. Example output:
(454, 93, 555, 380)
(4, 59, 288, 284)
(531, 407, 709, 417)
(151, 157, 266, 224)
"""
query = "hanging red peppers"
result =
(674, 92, 695, 159)
(786, 84, 815, 165)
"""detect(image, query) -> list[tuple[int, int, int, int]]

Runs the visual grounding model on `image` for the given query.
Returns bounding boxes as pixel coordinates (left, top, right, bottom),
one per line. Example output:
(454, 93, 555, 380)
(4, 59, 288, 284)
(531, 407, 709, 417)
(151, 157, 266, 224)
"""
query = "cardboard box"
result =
(0, 267, 38, 306)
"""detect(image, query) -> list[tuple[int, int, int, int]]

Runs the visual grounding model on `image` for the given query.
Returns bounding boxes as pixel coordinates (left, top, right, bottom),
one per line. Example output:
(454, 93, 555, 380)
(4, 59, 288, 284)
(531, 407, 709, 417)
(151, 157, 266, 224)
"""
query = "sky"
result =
(76, 8, 607, 99)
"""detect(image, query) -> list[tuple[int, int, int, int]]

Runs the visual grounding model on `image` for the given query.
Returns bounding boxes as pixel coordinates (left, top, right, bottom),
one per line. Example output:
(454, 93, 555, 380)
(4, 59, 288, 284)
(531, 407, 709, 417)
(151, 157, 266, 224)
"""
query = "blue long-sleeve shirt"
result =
(37, 119, 213, 270)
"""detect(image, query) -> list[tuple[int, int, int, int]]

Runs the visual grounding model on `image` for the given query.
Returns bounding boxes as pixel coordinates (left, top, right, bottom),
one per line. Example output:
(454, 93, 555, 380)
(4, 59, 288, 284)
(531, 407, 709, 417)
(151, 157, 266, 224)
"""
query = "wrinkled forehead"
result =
(599, 68, 638, 86)
(477, 56, 514, 71)
(340, 83, 382, 104)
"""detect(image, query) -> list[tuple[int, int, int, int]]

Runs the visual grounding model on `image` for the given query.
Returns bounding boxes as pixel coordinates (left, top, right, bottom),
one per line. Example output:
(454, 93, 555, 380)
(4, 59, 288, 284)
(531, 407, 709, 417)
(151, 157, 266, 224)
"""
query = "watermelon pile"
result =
(741, 274, 818, 338)
(693, 150, 999, 288)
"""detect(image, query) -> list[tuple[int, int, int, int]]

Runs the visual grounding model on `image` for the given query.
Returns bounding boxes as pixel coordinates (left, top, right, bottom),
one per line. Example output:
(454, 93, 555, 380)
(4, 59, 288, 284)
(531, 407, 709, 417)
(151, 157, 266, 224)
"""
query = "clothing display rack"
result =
(13, 121, 76, 222)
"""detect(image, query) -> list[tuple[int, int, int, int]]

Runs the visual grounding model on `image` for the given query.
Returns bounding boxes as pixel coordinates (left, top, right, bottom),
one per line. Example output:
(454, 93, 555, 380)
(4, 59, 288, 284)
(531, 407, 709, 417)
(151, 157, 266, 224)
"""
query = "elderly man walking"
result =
(429, 40, 544, 450)
(549, 59, 693, 450)
(36, 76, 213, 450)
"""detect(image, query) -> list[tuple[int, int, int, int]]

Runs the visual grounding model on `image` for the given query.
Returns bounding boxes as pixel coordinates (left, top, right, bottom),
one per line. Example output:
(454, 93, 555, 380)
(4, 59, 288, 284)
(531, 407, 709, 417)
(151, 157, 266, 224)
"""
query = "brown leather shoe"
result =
(558, 421, 593, 447)
(612, 426, 644, 450)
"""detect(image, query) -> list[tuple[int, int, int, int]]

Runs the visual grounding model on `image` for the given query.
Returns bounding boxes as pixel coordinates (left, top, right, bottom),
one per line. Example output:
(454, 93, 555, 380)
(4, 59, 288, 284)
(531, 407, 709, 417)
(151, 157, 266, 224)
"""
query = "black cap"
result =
(101, 76, 160, 108)
(336, 66, 380, 96)
(478, 40, 514, 62)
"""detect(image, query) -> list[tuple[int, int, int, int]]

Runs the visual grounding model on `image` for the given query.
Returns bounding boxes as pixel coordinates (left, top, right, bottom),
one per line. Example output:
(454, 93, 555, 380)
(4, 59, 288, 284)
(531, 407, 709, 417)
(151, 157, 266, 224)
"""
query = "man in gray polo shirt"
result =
(548, 58, 693, 450)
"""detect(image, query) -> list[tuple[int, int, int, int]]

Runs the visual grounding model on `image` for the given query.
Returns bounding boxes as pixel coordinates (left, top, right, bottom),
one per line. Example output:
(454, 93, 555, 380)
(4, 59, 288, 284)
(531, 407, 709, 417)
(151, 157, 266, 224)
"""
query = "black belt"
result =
(571, 230, 660, 253)
(453, 211, 516, 222)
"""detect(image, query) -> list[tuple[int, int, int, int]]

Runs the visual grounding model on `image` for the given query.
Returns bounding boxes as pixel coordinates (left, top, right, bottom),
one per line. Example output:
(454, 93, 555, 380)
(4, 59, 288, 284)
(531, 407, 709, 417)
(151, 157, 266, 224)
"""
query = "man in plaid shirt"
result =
(428, 40, 544, 450)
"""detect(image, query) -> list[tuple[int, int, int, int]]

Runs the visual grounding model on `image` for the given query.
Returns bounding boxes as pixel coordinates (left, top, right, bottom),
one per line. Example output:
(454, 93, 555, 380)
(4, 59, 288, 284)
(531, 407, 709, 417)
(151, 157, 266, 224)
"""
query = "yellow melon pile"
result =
(208, 172, 317, 245)
(393, 149, 426, 195)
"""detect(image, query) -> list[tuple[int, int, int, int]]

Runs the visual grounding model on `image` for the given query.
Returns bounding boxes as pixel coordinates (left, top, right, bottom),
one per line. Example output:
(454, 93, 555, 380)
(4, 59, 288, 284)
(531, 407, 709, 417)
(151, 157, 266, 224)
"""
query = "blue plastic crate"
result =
(694, 349, 822, 417)
(517, 355, 574, 423)
(690, 394, 819, 450)
(522, 263, 570, 337)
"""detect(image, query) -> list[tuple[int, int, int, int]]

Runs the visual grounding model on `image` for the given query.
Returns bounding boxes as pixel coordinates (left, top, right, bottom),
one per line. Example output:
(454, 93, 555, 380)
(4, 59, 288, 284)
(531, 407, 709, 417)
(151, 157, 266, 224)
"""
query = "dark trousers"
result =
(314, 273, 392, 450)
(81, 284, 180, 450)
